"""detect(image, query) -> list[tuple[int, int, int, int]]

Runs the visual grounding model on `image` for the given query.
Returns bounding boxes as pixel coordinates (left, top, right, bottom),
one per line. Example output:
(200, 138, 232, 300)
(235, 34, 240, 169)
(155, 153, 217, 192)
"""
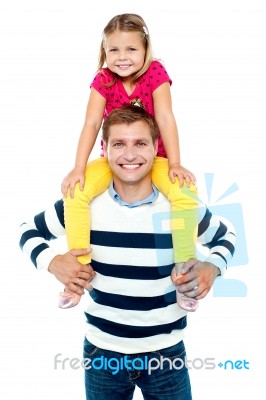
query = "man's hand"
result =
(48, 249, 95, 295)
(171, 259, 220, 300)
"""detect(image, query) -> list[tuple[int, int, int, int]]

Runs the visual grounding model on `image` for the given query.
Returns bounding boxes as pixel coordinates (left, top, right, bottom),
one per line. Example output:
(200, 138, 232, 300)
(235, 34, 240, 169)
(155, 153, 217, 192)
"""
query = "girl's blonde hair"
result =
(97, 14, 153, 85)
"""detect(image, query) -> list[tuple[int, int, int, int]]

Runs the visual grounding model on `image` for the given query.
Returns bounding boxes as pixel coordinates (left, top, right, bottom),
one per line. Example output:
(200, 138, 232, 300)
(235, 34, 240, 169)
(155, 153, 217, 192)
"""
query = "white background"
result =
(1, 0, 265, 399)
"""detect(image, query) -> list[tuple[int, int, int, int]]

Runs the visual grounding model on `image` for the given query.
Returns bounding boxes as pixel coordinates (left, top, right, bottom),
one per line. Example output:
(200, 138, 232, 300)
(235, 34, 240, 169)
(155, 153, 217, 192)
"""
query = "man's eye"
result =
(113, 143, 123, 148)
(137, 142, 146, 147)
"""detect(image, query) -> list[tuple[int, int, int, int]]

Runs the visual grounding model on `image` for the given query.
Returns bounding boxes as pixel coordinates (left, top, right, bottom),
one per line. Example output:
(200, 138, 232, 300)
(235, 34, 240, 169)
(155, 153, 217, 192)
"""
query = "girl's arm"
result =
(61, 88, 106, 197)
(153, 82, 196, 187)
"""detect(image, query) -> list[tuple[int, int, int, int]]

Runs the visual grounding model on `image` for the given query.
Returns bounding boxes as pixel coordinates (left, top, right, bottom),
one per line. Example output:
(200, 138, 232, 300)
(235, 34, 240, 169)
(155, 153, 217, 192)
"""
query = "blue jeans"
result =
(83, 337, 192, 400)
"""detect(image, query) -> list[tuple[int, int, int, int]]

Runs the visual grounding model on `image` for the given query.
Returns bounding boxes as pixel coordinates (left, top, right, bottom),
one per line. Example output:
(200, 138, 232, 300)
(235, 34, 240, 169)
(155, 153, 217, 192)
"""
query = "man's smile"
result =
(119, 163, 143, 170)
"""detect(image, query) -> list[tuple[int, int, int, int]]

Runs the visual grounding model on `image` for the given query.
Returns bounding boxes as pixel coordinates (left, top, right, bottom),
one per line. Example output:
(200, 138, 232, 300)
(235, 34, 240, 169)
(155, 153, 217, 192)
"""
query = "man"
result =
(19, 105, 235, 400)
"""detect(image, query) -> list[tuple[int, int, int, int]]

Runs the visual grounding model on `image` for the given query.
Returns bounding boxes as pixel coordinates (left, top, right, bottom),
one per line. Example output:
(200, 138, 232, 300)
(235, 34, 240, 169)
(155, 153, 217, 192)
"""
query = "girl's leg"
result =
(59, 158, 112, 309)
(64, 157, 112, 264)
(152, 157, 199, 312)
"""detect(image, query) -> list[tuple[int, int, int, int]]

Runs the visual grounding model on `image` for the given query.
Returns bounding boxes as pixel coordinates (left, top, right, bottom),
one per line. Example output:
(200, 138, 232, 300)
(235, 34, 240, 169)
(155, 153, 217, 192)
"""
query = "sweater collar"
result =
(108, 180, 159, 208)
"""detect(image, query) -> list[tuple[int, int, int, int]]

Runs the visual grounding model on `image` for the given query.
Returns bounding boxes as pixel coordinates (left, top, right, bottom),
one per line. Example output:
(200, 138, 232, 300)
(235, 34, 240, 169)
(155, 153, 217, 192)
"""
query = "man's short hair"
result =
(102, 105, 159, 144)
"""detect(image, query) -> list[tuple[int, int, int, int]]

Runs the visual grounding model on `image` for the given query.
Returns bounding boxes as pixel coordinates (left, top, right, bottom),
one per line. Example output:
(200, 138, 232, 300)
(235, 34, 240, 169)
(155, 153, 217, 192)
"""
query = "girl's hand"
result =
(61, 167, 85, 198)
(169, 163, 196, 187)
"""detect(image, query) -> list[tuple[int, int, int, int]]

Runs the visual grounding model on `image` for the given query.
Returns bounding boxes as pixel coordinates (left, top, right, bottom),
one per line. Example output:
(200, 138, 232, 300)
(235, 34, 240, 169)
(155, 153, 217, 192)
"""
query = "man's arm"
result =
(19, 199, 95, 294)
(19, 200, 66, 270)
(172, 205, 236, 299)
(197, 205, 236, 273)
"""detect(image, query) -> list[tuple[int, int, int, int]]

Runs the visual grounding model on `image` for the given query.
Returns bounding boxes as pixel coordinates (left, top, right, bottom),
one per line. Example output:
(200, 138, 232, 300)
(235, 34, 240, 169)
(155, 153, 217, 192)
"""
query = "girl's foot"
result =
(58, 288, 81, 309)
(173, 263, 199, 312)
(176, 290, 199, 312)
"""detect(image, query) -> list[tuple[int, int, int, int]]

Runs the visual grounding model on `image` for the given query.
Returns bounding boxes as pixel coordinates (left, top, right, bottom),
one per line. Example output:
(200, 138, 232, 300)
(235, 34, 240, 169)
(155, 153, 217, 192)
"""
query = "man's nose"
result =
(123, 146, 137, 160)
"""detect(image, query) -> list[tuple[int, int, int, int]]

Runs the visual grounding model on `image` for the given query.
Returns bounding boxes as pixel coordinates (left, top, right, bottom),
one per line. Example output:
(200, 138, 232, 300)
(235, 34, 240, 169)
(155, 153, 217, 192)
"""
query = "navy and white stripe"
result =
(197, 207, 236, 269)
(19, 191, 235, 353)
(19, 201, 65, 269)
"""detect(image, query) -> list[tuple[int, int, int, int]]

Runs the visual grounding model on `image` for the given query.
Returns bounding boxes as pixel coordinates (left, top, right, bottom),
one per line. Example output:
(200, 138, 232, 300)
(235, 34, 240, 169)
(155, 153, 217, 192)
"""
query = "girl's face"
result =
(104, 30, 146, 80)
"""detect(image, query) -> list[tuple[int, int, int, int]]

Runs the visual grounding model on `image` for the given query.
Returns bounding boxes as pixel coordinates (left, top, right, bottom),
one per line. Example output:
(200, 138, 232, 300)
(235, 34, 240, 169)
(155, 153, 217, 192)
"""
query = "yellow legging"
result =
(64, 157, 198, 265)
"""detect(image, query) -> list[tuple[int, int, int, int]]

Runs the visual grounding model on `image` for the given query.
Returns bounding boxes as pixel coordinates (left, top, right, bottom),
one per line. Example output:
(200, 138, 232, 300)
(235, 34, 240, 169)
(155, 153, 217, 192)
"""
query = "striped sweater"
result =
(19, 191, 235, 353)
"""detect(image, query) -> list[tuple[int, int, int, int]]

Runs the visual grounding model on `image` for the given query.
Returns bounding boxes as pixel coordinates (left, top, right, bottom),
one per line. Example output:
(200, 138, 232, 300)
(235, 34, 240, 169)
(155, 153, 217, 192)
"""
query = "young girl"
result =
(60, 13, 199, 312)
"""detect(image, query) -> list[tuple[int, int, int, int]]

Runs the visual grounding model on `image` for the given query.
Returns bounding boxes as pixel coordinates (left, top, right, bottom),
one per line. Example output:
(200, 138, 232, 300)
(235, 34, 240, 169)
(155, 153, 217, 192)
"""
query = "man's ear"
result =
(102, 141, 108, 157)
(154, 140, 158, 156)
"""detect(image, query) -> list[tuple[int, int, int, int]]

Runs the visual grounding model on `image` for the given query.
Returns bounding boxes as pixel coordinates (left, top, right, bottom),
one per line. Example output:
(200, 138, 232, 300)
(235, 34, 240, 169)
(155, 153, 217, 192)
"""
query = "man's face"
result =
(103, 120, 158, 186)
